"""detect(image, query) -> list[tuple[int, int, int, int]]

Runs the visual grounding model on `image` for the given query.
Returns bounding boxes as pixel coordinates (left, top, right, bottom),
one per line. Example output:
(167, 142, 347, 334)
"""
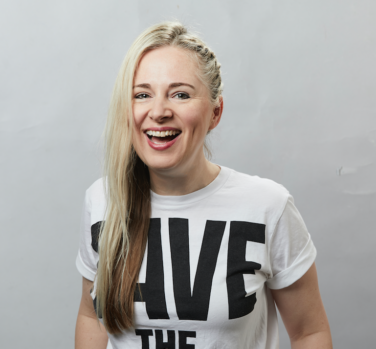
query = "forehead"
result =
(134, 46, 200, 85)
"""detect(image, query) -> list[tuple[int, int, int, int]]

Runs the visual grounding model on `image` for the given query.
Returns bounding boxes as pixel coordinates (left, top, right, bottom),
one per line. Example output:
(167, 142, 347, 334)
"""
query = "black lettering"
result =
(134, 218, 169, 319)
(91, 222, 102, 318)
(169, 219, 226, 320)
(226, 221, 265, 319)
(135, 329, 153, 349)
(91, 221, 102, 253)
(155, 330, 175, 348)
(178, 331, 196, 349)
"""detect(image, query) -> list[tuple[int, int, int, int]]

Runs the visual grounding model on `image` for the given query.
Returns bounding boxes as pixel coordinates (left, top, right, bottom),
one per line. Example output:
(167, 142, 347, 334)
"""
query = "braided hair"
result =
(142, 21, 223, 105)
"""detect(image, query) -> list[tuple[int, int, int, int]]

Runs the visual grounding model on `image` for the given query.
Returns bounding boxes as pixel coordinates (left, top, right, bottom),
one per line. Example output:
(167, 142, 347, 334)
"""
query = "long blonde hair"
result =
(96, 21, 223, 334)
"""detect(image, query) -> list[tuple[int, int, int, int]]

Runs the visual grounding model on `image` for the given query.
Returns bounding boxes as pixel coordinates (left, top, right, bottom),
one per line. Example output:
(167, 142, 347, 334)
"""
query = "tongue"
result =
(151, 135, 176, 143)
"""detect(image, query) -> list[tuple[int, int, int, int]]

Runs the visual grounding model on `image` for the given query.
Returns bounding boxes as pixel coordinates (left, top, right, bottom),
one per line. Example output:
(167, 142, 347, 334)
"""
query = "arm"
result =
(75, 277, 108, 349)
(271, 263, 333, 349)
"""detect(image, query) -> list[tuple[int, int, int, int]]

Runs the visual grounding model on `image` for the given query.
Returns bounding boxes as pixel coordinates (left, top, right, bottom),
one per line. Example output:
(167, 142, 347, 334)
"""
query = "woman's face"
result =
(132, 46, 222, 176)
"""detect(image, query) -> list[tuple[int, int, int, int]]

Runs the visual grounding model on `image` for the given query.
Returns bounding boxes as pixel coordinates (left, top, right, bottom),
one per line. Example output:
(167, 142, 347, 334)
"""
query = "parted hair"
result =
(96, 21, 223, 334)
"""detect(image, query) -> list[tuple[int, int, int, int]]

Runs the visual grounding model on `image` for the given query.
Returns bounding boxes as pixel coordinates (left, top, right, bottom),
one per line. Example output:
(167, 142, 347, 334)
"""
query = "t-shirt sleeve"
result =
(75, 189, 99, 282)
(266, 195, 316, 290)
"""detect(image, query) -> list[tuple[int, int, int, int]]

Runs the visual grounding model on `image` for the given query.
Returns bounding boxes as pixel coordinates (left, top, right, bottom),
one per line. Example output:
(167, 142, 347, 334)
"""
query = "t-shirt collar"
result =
(150, 165, 231, 207)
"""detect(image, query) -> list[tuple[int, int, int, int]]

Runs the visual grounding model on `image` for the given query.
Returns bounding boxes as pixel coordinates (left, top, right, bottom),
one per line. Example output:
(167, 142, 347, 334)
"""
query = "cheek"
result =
(132, 105, 144, 129)
(183, 105, 212, 136)
(131, 109, 144, 151)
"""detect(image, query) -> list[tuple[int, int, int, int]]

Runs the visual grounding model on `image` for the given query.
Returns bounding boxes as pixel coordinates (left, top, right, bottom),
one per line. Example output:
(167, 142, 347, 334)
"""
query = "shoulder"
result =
(226, 167, 289, 196)
(84, 177, 107, 211)
(222, 166, 290, 212)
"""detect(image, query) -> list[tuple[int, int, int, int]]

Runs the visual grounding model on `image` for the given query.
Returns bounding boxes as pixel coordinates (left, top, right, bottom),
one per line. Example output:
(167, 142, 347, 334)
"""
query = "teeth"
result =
(145, 130, 180, 137)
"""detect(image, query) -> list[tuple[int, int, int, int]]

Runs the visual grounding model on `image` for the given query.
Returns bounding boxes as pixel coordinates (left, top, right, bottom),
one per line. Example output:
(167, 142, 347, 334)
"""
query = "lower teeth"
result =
(152, 139, 167, 144)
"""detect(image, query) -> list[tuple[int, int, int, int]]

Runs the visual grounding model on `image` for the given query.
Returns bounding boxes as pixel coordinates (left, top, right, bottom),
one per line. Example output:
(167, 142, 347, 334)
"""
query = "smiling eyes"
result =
(135, 93, 150, 99)
(134, 92, 190, 100)
(174, 92, 190, 99)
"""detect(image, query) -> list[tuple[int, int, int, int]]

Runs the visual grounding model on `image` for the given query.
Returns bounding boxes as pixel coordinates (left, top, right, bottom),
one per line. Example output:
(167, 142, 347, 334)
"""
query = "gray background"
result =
(1, 0, 375, 348)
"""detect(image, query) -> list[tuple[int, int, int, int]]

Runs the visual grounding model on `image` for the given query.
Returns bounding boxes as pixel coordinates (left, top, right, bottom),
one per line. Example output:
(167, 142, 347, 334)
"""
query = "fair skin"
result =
(75, 46, 332, 348)
(132, 46, 222, 196)
(75, 277, 108, 348)
(271, 264, 332, 349)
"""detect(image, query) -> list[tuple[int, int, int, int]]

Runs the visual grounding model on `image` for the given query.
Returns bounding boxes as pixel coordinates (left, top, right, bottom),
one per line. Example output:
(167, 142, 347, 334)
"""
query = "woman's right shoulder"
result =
(84, 177, 107, 207)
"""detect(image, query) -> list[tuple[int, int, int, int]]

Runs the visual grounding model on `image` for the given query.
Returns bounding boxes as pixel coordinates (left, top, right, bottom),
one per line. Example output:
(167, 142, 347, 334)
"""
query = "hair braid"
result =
(165, 26, 224, 105)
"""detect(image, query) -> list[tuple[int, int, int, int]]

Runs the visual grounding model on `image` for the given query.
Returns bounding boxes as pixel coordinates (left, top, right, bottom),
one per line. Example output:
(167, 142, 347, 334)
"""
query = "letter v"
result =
(169, 218, 226, 320)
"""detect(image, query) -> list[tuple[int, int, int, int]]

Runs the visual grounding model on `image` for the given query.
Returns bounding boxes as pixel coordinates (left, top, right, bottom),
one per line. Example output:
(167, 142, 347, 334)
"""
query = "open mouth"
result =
(145, 130, 181, 145)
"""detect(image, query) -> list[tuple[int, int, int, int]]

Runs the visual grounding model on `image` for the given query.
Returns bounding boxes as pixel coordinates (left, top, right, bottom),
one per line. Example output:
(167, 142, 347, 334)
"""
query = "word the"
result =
(135, 329, 196, 349)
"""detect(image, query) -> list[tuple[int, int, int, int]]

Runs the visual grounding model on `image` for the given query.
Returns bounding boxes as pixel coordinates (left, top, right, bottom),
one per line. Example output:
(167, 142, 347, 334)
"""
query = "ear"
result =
(208, 96, 223, 131)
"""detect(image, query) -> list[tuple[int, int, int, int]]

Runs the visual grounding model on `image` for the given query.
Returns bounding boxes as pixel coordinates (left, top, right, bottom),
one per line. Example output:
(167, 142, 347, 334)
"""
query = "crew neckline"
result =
(150, 165, 232, 207)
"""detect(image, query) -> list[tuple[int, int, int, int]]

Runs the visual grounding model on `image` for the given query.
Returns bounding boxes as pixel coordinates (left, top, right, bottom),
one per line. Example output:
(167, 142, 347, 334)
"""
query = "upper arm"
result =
(78, 277, 97, 319)
(270, 263, 331, 341)
(75, 278, 108, 349)
(76, 186, 100, 318)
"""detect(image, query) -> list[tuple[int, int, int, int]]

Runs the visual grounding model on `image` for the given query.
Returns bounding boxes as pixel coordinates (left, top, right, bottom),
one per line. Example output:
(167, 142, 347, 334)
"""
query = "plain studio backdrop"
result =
(1, 0, 375, 348)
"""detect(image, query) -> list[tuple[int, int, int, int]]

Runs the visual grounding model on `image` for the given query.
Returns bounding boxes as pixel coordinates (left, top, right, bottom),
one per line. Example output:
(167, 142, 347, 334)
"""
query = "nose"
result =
(148, 95, 172, 122)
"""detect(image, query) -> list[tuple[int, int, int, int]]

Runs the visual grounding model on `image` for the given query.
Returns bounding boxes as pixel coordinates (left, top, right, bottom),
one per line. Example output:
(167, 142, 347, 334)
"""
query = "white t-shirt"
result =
(76, 166, 316, 349)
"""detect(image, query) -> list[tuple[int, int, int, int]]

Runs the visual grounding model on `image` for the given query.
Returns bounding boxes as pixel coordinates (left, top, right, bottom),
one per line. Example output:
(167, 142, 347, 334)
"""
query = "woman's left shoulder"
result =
(224, 167, 291, 207)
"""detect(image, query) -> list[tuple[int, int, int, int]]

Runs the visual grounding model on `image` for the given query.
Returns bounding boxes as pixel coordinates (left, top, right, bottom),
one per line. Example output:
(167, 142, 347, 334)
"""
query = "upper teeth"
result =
(146, 130, 180, 137)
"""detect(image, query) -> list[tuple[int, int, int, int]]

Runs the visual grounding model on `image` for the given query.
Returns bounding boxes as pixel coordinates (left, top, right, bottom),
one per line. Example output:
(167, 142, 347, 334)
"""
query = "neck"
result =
(149, 156, 220, 196)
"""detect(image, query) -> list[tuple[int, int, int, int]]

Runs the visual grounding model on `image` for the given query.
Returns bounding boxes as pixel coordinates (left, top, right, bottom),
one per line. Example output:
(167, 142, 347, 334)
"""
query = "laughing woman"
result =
(75, 22, 332, 349)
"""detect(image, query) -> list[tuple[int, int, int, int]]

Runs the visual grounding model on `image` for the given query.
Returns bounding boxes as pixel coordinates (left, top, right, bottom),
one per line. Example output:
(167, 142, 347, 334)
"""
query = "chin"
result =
(147, 161, 179, 172)
(143, 154, 182, 173)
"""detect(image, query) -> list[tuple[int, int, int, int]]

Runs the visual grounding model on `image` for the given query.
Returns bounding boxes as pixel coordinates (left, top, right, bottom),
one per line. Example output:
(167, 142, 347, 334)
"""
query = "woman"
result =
(75, 21, 332, 349)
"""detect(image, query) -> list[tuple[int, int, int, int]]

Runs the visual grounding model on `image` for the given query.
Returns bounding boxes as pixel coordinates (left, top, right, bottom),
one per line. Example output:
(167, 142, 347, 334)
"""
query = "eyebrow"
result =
(170, 82, 195, 90)
(133, 82, 195, 90)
